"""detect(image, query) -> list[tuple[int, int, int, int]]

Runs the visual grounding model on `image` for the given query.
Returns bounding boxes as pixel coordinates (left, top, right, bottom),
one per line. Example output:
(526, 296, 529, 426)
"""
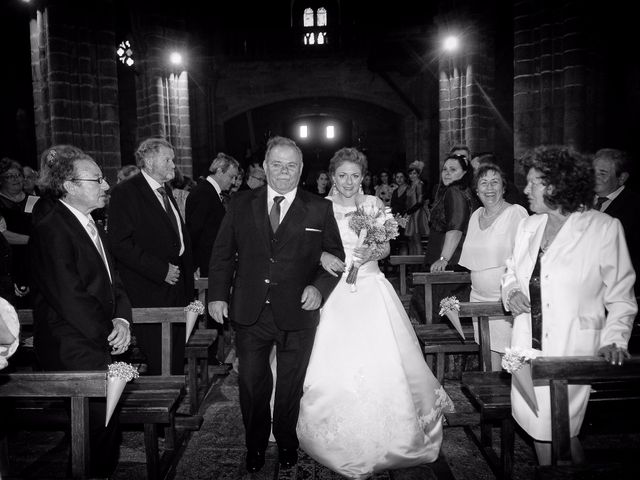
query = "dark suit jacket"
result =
(603, 187, 640, 279)
(185, 178, 226, 275)
(29, 202, 132, 370)
(208, 186, 344, 330)
(107, 173, 194, 307)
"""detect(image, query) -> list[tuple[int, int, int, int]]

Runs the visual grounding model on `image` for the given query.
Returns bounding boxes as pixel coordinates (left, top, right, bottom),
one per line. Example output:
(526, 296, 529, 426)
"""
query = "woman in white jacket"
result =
(501, 145, 637, 465)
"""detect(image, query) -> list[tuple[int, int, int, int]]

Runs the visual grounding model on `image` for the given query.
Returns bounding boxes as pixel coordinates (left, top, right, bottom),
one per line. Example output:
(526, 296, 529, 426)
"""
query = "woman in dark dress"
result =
(0, 158, 33, 305)
(412, 154, 478, 320)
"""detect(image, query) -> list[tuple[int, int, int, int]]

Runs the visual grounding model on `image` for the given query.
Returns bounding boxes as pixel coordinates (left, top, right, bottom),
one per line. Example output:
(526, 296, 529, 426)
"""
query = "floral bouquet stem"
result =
(105, 362, 139, 426)
(184, 300, 205, 343)
(346, 229, 368, 292)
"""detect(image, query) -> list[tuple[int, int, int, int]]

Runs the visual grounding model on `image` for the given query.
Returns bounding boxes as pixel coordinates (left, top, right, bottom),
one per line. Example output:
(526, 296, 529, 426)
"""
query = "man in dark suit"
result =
(186, 152, 239, 277)
(29, 149, 132, 477)
(186, 152, 238, 364)
(593, 148, 640, 282)
(108, 137, 194, 375)
(208, 136, 344, 473)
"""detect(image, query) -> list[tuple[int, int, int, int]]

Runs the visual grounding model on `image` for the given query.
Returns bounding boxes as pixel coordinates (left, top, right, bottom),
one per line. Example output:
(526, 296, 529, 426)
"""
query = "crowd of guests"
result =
(0, 138, 638, 475)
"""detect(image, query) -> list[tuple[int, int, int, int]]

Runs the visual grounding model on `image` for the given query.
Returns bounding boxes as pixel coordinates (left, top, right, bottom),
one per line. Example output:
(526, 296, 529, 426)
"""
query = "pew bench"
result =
(0, 371, 107, 479)
(413, 301, 501, 385)
(389, 255, 424, 294)
(16, 308, 202, 479)
(461, 356, 640, 480)
(532, 356, 640, 479)
(18, 307, 220, 415)
(413, 271, 471, 324)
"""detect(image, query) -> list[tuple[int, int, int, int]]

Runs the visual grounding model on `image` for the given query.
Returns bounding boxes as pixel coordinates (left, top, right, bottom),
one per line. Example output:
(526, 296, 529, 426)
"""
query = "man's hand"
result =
(109, 318, 131, 355)
(598, 343, 630, 366)
(164, 263, 180, 285)
(320, 252, 345, 277)
(209, 301, 228, 324)
(301, 285, 322, 310)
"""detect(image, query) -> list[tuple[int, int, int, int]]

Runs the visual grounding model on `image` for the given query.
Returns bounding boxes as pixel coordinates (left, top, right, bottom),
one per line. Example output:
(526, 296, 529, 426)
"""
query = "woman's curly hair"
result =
(520, 145, 594, 214)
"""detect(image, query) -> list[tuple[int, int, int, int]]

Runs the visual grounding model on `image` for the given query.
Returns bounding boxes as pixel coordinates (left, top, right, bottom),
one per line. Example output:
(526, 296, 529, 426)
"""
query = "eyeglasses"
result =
(1, 173, 24, 180)
(72, 177, 107, 185)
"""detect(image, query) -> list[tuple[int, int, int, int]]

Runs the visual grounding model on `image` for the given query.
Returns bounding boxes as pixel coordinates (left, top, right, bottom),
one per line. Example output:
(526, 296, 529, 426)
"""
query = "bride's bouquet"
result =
(502, 347, 540, 415)
(345, 197, 405, 291)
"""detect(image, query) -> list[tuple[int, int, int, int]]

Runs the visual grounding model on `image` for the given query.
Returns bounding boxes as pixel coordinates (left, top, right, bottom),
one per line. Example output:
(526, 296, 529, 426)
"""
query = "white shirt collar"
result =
(267, 185, 297, 204)
(141, 169, 163, 191)
(59, 199, 95, 227)
(206, 176, 223, 196)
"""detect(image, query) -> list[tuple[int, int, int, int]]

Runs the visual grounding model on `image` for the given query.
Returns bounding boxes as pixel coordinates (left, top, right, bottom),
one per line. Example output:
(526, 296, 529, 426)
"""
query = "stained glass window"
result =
(116, 41, 134, 67)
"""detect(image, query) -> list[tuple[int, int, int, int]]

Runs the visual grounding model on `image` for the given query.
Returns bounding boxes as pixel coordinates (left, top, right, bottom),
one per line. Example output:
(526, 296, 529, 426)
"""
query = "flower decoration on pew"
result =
(439, 296, 464, 339)
(105, 362, 140, 426)
(346, 197, 403, 292)
(502, 347, 539, 416)
(184, 300, 205, 343)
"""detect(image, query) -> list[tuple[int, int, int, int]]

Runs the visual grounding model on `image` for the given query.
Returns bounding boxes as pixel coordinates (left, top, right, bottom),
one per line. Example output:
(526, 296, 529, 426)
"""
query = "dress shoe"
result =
(278, 448, 298, 469)
(245, 450, 265, 473)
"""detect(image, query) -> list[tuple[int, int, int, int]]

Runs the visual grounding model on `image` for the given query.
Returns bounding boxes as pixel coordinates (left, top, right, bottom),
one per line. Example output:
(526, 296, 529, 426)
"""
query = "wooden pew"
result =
(0, 371, 106, 479)
(389, 255, 424, 296)
(413, 271, 471, 323)
(16, 308, 197, 479)
(532, 356, 640, 477)
(413, 301, 502, 384)
(454, 302, 514, 479)
(18, 307, 219, 414)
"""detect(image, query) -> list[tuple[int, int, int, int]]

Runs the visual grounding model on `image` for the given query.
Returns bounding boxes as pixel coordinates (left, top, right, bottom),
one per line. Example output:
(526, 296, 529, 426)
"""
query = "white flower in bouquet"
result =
(438, 296, 460, 317)
(345, 198, 400, 290)
(439, 296, 465, 339)
(184, 300, 205, 342)
(105, 362, 139, 426)
(501, 347, 539, 373)
(501, 347, 540, 415)
(184, 300, 205, 315)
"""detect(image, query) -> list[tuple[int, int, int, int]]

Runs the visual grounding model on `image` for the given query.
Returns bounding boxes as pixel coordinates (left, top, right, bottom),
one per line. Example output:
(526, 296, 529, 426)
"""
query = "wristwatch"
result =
(439, 256, 449, 263)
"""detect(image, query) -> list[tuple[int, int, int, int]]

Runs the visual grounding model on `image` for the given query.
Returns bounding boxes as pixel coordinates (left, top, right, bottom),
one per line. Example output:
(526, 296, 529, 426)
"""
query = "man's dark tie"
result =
(157, 186, 180, 235)
(269, 196, 285, 232)
(594, 196, 608, 211)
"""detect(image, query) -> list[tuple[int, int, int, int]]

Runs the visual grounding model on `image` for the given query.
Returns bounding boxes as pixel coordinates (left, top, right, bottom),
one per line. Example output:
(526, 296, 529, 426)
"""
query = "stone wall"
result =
(29, 1, 121, 180)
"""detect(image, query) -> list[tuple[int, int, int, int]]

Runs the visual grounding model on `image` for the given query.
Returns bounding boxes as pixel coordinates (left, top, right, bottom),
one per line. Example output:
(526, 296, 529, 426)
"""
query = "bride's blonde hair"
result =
(328, 147, 368, 177)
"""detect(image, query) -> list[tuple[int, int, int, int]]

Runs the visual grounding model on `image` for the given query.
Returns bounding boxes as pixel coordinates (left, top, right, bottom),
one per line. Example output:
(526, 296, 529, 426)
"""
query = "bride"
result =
(296, 148, 453, 479)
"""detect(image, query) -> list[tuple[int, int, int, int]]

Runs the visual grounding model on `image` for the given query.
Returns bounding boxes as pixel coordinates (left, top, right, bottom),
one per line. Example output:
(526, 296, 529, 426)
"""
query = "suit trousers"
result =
(234, 304, 316, 452)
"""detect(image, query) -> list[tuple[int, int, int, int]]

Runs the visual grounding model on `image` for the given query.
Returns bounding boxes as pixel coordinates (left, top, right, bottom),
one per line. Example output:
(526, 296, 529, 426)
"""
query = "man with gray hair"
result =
(593, 148, 639, 282)
(108, 137, 194, 375)
(186, 152, 239, 277)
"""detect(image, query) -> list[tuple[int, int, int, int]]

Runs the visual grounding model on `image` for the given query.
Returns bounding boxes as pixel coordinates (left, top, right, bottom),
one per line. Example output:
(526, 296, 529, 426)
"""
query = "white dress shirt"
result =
(267, 186, 297, 223)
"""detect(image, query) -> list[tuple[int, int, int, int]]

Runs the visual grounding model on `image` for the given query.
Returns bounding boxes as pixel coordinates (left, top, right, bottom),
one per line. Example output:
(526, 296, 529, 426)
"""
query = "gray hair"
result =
(209, 152, 239, 174)
(135, 137, 175, 168)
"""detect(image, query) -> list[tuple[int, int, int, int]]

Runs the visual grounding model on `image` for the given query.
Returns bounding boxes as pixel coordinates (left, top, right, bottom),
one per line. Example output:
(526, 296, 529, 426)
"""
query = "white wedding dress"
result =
(296, 197, 452, 479)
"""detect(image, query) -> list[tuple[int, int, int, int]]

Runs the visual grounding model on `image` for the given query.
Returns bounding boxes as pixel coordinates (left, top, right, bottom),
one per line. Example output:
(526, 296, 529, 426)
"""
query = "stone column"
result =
(29, 1, 121, 180)
(132, 15, 192, 178)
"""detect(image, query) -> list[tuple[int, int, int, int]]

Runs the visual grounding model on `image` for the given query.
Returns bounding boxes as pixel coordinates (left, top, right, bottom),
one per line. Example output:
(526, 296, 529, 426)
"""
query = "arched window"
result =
(302, 5, 328, 46)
